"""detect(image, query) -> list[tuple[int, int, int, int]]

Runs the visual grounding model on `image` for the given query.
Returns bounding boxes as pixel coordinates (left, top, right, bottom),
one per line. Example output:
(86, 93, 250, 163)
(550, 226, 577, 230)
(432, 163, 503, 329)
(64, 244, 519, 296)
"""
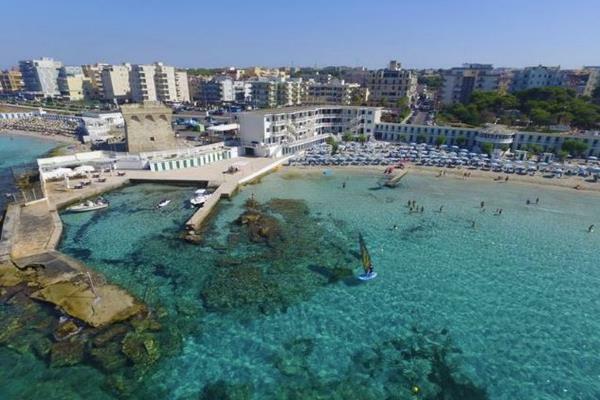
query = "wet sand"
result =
(0, 129, 79, 144)
(283, 164, 600, 194)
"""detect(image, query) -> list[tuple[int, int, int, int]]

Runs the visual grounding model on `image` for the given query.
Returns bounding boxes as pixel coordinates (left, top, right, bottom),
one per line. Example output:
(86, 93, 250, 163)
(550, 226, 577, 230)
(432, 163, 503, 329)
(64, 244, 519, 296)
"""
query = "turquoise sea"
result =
(0, 133, 58, 211)
(2, 163, 600, 399)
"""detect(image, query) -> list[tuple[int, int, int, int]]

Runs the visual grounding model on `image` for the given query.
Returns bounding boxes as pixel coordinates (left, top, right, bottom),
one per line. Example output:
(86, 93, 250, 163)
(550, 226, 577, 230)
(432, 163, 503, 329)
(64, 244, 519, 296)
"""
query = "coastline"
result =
(0, 128, 79, 145)
(282, 164, 600, 194)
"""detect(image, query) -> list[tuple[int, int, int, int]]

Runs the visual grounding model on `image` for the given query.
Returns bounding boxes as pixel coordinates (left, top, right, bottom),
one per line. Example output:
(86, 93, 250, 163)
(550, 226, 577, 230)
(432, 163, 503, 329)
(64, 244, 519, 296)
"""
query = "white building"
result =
(19, 57, 63, 98)
(198, 76, 235, 104)
(439, 64, 510, 104)
(510, 65, 563, 92)
(101, 64, 131, 102)
(238, 105, 381, 157)
(367, 60, 417, 106)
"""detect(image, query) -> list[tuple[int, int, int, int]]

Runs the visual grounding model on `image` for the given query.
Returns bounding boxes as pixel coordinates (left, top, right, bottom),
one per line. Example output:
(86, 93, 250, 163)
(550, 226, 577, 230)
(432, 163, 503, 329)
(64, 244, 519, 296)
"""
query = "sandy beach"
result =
(282, 163, 600, 194)
(0, 129, 80, 144)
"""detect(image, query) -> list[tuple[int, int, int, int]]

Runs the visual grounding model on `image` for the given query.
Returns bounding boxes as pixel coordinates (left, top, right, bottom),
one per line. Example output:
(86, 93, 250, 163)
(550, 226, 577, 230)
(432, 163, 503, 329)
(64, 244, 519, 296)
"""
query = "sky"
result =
(1, 0, 599, 70)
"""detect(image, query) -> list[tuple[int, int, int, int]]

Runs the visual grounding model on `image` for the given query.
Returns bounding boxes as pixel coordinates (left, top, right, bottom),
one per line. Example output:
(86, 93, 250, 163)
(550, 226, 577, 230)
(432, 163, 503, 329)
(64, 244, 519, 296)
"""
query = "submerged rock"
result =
(54, 319, 82, 341)
(50, 338, 85, 367)
(199, 380, 253, 400)
(90, 342, 127, 372)
(121, 331, 160, 366)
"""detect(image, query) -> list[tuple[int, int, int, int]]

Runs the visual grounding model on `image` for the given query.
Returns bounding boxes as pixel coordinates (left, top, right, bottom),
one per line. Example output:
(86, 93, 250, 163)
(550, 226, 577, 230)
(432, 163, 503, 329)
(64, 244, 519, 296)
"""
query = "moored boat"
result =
(67, 198, 109, 213)
(157, 199, 171, 209)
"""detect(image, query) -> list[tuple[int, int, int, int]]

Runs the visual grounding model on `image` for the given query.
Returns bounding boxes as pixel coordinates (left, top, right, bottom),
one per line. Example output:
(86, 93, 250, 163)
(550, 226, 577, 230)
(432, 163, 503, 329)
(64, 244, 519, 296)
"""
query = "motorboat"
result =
(190, 194, 208, 207)
(157, 199, 171, 209)
(67, 198, 109, 213)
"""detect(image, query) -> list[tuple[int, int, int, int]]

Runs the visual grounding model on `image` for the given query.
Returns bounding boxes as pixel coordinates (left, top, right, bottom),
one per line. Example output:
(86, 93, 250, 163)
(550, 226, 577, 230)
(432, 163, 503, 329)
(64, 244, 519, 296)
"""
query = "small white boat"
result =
(194, 188, 207, 195)
(190, 194, 209, 207)
(157, 199, 171, 209)
(67, 199, 109, 213)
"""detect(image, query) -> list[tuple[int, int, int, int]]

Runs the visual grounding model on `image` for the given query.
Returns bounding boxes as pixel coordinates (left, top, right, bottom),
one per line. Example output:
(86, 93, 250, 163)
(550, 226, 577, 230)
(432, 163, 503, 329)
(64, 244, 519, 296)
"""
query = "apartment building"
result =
(440, 64, 507, 104)
(239, 105, 381, 156)
(19, 57, 63, 97)
(0, 69, 24, 94)
(101, 64, 131, 102)
(82, 63, 108, 100)
(510, 65, 563, 92)
(129, 64, 157, 102)
(198, 76, 235, 104)
(561, 67, 600, 97)
(276, 79, 303, 106)
(154, 62, 178, 102)
(58, 66, 86, 101)
(303, 79, 363, 105)
(175, 71, 190, 102)
(250, 79, 278, 108)
(367, 60, 417, 107)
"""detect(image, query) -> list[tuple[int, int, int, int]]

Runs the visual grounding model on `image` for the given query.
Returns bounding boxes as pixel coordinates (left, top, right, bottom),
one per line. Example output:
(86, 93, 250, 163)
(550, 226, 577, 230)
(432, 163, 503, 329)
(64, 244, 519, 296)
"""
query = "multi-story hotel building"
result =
(510, 65, 563, 92)
(57, 66, 86, 101)
(367, 60, 417, 106)
(82, 63, 108, 100)
(303, 79, 363, 105)
(239, 105, 381, 156)
(101, 64, 131, 102)
(440, 64, 508, 104)
(19, 57, 63, 98)
(130, 64, 157, 102)
(239, 104, 600, 158)
(0, 69, 24, 94)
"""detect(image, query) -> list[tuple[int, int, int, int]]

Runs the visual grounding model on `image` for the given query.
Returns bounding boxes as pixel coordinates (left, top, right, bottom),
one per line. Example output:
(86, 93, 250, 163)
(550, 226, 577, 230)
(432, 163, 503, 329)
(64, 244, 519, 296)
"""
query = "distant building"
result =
(304, 79, 363, 105)
(440, 64, 507, 104)
(198, 76, 235, 104)
(121, 102, 177, 152)
(19, 57, 63, 98)
(561, 67, 600, 97)
(510, 65, 562, 92)
(129, 64, 158, 102)
(0, 69, 24, 94)
(238, 105, 381, 157)
(250, 79, 278, 108)
(129, 62, 181, 103)
(58, 66, 86, 101)
(175, 71, 190, 102)
(367, 60, 417, 107)
(101, 64, 131, 102)
(82, 63, 108, 100)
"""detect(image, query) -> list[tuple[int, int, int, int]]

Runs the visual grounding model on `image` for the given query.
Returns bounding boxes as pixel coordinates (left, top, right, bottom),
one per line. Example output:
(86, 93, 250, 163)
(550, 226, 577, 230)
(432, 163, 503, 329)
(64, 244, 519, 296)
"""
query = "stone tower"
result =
(121, 102, 177, 153)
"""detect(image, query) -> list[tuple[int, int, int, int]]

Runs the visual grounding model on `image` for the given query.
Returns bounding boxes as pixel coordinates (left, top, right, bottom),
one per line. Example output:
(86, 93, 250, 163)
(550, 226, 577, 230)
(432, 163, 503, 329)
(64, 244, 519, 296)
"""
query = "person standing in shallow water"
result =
(480, 201, 485, 208)
(589, 224, 595, 233)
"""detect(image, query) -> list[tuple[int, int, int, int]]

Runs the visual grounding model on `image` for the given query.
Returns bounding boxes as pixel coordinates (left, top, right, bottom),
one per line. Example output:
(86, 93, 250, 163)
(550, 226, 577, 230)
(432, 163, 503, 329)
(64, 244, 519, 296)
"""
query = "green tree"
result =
(481, 143, 494, 155)
(529, 108, 552, 126)
(561, 139, 589, 157)
(356, 134, 367, 143)
(342, 133, 353, 142)
(526, 144, 544, 155)
(455, 136, 468, 147)
(416, 134, 427, 144)
(435, 135, 446, 146)
(557, 150, 570, 161)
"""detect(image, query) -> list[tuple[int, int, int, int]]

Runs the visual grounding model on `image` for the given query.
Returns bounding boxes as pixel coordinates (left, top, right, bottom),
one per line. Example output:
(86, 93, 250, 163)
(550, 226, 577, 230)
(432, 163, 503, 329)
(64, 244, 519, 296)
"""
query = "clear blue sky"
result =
(2, 0, 598, 69)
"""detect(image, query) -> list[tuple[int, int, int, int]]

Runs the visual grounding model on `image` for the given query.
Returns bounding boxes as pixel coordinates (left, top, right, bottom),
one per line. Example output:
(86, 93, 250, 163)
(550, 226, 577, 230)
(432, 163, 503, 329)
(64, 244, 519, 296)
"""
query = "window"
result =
(149, 137, 155, 141)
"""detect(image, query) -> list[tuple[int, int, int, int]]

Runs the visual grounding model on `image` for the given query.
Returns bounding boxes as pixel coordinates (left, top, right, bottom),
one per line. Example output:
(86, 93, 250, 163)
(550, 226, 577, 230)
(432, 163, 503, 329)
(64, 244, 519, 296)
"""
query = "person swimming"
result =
(589, 224, 595, 233)
(342, 181, 346, 189)
(480, 201, 485, 208)
(536, 197, 539, 205)
(471, 220, 476, 229)
(439, 205, 444, 213)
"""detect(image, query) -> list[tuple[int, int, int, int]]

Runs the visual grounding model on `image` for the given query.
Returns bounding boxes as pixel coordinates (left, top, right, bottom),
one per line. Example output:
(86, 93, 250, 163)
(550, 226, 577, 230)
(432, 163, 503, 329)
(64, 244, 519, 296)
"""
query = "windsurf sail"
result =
(358, 233, 372, 273)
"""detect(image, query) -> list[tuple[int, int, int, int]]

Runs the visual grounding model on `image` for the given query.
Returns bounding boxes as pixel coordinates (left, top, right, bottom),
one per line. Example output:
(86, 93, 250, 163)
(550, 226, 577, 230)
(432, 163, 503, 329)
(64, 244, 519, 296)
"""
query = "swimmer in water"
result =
(439, 205, 444, 213)
(589, 224, 595, 233)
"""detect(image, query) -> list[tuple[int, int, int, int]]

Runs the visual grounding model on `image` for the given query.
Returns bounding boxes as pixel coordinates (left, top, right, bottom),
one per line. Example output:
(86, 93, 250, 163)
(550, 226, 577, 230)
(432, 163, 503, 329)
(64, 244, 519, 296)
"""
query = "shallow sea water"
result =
(0, 134, 58, 210)
(3, 167, 600, 399)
